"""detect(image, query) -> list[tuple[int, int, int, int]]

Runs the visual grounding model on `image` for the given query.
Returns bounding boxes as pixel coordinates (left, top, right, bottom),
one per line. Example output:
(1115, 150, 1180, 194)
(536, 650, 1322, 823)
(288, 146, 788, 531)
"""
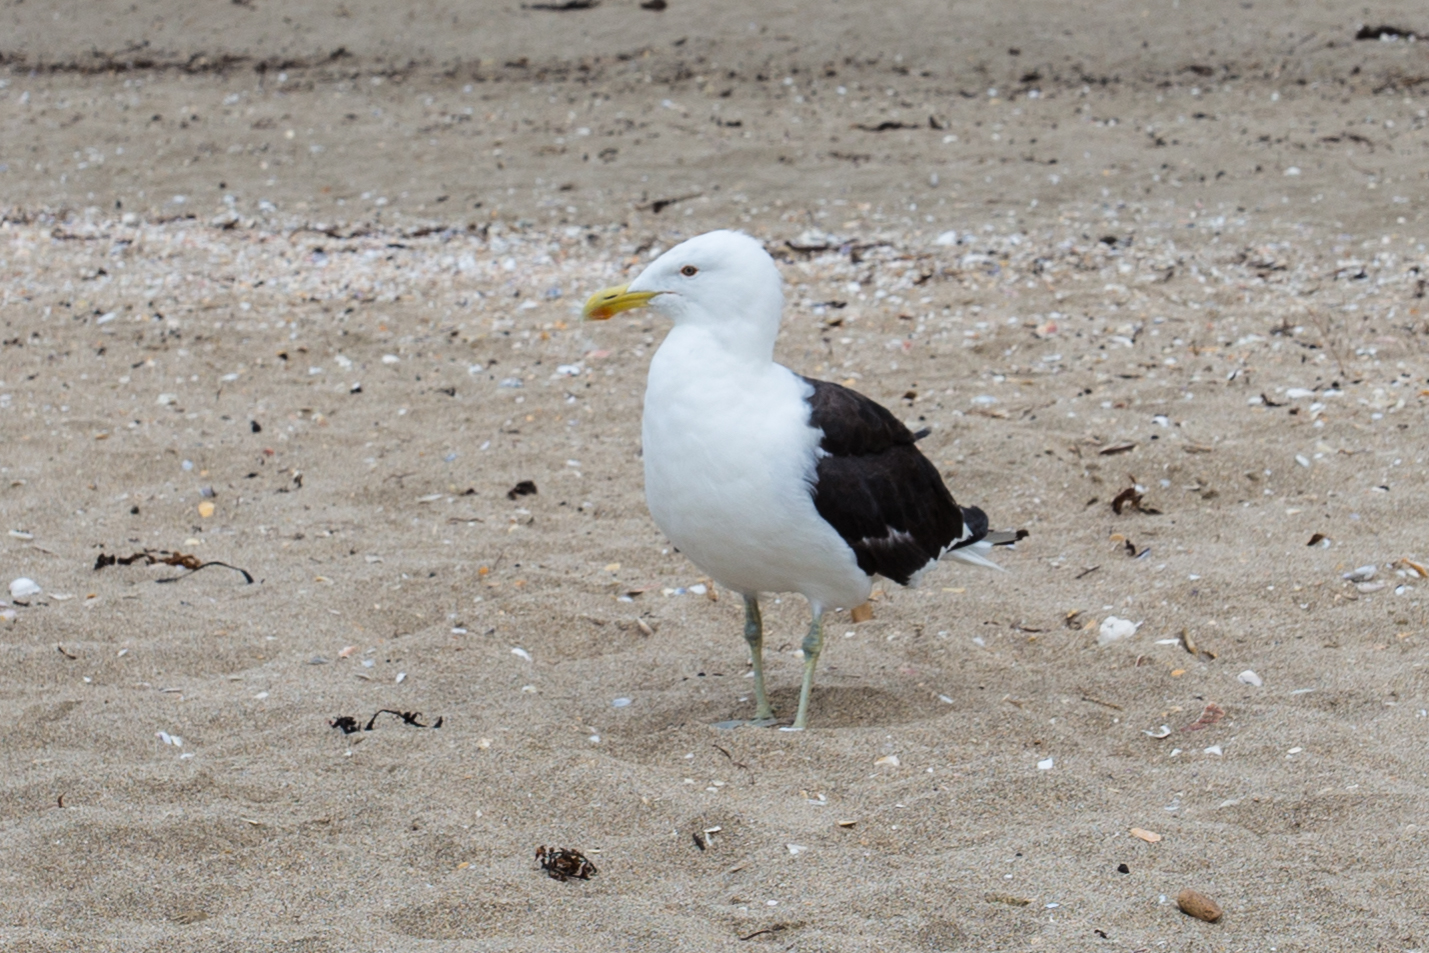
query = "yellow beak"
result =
(582, 284, 659, 321)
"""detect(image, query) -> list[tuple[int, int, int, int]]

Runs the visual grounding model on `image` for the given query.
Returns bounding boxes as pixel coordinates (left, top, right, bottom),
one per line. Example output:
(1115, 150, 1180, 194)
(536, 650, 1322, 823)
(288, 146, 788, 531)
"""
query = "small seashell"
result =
(512, 647, 532, 661)
(8, 530, 34, 540)
(1097, 616, 1141, 646)
(338, 645, 357, 658)
(611, 697, 632, 708)
(1037, 758, 1054, 770)
(874, 754, 900, 767)
(786, 844, 806, 856)
(9, 578, 41, 599)
(1204, 745, 1223, 756)
(1356, 581, 1386, 593)
(1343, 565, 1377, 582)
(1143, 725, 1172, 739)
(197, 501, 215, 518)
(1129, 827, 1162, 843)
(1237, 670, 1263, 687)
(395, 672, 407, 683)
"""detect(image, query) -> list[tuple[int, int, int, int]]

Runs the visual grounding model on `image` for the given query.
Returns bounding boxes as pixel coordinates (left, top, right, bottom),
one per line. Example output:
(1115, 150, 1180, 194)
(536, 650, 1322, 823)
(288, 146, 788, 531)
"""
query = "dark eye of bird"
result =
(680, 265, 698, 277)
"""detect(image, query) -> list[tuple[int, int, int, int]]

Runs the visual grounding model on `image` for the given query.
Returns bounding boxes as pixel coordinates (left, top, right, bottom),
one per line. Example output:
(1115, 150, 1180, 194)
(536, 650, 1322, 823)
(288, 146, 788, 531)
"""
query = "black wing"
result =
(802, 377, 984, 586)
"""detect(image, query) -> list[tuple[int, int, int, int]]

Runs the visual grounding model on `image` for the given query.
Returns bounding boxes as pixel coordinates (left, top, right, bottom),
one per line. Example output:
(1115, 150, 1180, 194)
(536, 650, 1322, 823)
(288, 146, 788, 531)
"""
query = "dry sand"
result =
(3, 1, 1429, 949)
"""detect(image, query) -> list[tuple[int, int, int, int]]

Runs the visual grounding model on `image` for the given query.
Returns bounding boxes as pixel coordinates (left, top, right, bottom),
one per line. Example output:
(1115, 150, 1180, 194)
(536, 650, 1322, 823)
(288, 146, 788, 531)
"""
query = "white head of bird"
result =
(582, 230, 784, 361)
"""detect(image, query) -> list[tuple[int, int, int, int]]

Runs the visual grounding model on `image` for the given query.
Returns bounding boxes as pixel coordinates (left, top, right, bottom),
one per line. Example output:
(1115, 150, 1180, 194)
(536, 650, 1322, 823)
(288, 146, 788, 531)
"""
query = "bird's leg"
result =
(792, 609, 826, 730)
(743, 595, 774, 722)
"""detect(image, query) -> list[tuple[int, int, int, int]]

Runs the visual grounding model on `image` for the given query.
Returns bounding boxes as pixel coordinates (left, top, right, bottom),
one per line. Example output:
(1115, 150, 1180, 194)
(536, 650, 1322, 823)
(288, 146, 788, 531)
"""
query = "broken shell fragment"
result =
(1097, 616, 1141, 646)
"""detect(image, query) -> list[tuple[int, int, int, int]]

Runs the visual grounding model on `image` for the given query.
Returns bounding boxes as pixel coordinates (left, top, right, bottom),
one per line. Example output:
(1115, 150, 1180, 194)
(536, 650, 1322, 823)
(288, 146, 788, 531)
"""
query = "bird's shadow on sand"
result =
(758, 685, 950, 729)
(614, 684, 950, 739)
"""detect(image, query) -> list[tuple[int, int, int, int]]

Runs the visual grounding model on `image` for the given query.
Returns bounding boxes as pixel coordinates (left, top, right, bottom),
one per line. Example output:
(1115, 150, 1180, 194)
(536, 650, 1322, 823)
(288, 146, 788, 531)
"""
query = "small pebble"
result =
(1176, 887, 1223, 922)
(611, 697, 632, 708)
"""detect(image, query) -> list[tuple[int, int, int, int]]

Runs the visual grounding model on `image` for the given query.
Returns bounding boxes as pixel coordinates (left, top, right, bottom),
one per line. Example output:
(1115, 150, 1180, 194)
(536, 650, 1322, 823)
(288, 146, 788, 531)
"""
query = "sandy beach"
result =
(2, 1, 1428, 949)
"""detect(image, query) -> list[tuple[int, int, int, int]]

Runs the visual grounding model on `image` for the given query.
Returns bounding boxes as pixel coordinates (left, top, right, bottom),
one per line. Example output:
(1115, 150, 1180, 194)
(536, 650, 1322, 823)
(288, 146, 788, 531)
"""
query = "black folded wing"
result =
(802, 377, 973, 586)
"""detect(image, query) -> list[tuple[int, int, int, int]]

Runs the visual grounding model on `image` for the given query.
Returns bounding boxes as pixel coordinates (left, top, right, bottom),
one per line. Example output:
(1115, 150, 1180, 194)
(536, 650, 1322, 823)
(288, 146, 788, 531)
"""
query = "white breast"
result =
(641, 325, 871, 612)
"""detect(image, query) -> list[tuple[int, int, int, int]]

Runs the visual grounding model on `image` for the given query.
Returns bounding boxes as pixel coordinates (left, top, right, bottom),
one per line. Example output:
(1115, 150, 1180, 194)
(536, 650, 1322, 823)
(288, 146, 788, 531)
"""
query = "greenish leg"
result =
(792, 610, 825, 730)
(743, 595, 774, 722)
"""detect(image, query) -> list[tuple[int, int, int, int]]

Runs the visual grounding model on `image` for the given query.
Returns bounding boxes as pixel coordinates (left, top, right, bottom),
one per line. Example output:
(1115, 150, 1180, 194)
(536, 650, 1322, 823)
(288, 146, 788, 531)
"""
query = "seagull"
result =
(583, 230, 1023, 729)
